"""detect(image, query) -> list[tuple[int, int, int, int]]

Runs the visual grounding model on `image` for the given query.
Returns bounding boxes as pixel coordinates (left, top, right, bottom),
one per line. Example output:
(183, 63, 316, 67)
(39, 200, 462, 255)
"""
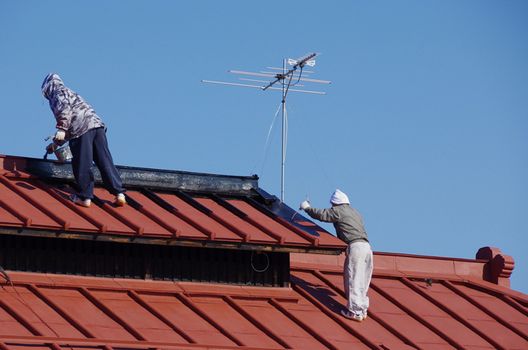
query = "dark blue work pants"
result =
(69, 127, 124, 200)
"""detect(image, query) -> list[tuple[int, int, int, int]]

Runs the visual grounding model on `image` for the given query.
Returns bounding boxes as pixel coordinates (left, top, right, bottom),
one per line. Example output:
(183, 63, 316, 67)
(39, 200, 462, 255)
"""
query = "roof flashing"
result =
(6, 155, 259, 195)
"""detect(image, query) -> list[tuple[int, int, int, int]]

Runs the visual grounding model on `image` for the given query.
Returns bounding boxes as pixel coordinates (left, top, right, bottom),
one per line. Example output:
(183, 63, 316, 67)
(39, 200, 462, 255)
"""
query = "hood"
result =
(41, 73, 65, 99)
(330, 189, 350, 205)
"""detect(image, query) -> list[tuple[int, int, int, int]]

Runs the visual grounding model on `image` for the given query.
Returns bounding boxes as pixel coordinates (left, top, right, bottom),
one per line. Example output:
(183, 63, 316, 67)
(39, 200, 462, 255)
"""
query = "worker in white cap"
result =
(300, 189, 373, 322)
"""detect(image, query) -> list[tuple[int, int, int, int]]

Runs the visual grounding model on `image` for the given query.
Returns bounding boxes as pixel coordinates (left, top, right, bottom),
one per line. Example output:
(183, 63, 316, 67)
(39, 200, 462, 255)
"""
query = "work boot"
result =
(340, 309, 364, 322)
(115, 193, 126, 207)
(70, 194, 91, 208)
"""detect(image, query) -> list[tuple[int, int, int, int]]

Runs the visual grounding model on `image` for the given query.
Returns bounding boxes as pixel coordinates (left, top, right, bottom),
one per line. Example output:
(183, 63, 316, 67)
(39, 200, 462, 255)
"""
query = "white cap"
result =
(330, 189, 349, 205)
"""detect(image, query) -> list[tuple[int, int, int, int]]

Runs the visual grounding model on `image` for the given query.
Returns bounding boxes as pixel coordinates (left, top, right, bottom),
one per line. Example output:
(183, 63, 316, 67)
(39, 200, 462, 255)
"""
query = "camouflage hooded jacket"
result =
(41, 73, 104, 140)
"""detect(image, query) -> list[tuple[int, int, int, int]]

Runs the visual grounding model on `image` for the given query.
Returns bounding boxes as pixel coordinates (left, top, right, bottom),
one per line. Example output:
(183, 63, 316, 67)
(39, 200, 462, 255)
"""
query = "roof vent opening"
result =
(0, 234, 290, 287)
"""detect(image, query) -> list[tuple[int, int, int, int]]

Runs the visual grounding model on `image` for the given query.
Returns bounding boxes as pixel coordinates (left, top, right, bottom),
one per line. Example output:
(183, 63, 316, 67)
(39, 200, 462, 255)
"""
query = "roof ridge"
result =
(1, 154, 259, 195)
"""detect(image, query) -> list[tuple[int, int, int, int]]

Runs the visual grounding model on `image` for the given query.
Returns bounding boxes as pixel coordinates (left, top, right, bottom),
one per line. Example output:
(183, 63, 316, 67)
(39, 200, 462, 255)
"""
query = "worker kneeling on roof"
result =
(41, 73, 126, 208)
(300, 189, 373, 322)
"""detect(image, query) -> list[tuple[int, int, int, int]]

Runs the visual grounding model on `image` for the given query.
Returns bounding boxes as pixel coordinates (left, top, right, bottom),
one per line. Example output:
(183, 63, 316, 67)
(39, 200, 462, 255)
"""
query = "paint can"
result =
(45, 143, 73, 163)
(54, 144, 73, 162)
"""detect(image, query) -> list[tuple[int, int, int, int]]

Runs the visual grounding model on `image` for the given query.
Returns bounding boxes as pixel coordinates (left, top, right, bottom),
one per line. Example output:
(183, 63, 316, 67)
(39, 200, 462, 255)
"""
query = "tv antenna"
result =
(202, 52, 331, 202)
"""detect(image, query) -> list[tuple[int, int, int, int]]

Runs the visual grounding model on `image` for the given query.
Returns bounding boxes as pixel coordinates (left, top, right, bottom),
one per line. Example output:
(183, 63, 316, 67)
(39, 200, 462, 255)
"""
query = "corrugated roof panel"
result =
(268, 297, 372, 350)
(186, 295, 283, 348)
(227, 199, 311, 246)
(455, 283, 528, 328)
(194, 197, 278, 244)
(0, 205, 23, 226)
(0, 180, 60, 229)
(290, 269, 416, 349)
(0, 301, 34, 337)
(87, 289, 189, 343)
(373, 278, 493, 349)
(0, 156, 348, 253)
(93, 188, 173, 237)
(38, 287, 136, 341)
(231, 297, 335, 349)
(125, 191, 209, 240)
(0, 285, 85, 338)
(0, 264, 526, 350)
(156, 193, 244, 242)
(50, 186, 136, 235)
(369, 286, 457, 348)
(9, 179, 100, 232)
(136, 292, 237, 347)
(445, 282, 528, 349)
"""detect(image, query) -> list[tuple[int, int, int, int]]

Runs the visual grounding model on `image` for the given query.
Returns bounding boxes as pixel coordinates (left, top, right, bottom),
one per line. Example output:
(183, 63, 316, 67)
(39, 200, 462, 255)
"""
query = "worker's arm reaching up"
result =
(303, 205, 341, 223)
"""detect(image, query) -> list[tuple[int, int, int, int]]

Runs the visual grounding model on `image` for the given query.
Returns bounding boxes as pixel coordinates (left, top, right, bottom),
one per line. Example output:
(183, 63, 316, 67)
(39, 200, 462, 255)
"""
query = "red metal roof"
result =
(0, 251, 526, 350)
(0, 155, 345, 253)
(0, 154, 527, 349)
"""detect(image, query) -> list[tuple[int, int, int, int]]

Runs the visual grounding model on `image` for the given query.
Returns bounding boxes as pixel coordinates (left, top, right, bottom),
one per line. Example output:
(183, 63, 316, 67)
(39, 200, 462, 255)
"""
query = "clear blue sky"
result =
(1, 1, 527, 292)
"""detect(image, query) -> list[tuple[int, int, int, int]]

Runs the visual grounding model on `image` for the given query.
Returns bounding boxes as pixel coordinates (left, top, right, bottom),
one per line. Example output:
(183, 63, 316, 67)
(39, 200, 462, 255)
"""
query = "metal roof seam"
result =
(0, 337, 278, 350)
(404, 278, 507, 350)
(127, 290, 196, 344)
(222, 296, 292, 349)
(0, 290, 43, 336)
(210, 195, 248, 219)
(275, 216, 319, 246)
(268, 298, 338, 350)
(25, 284, 95, 338)
(244, 197, 318, 246)
(91, 195, 144, 235)
(443, 280, 528, 343)
(174, 192, 267, 243)
(78, 287, 147, 341)
(309, 271, 422, 350)
(125, 193, 179, 237)
(175, 293, 245, 347)
(39, 183, 107, 233)
(290, 283, 383, 350)
(462, 277, 528, 302)
(173, 191, 213, 215)
(237, 215, 285, 245)
(140, 190, 213, 239)
(199, 203, 252, 242)
(0, 197, 31, 226)
(0, 176, 70, 230)
(374, 280, 469, 346)
(502, 295, 528, 317)
(49, 342, 62, 350)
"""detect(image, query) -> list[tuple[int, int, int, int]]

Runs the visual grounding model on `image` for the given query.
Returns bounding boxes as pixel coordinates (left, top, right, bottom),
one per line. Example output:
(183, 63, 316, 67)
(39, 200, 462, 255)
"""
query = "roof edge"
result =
(292, 246, 517, 288)
(0, 154, 259, 195)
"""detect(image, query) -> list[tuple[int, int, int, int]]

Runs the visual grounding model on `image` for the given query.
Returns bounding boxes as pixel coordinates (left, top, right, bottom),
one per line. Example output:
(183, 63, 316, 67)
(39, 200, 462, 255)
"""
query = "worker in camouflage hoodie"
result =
(42, 73, 126, 207)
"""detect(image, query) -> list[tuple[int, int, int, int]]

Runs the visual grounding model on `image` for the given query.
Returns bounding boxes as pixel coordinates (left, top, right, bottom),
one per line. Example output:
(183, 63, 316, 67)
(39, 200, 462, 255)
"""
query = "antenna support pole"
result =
(281, 58, 286, 202)
(202, 52, 329, 203)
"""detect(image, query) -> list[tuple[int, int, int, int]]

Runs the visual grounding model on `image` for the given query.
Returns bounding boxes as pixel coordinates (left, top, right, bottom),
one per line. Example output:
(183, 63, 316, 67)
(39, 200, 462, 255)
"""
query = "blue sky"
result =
(1, 1, 527, 292)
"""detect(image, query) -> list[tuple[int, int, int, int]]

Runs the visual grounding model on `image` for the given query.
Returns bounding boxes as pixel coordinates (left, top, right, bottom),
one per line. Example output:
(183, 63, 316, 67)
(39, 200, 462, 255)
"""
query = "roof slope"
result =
(0, 252, 526, 350)
(0, 154, 527, 349)
(0, 155, 345, 254)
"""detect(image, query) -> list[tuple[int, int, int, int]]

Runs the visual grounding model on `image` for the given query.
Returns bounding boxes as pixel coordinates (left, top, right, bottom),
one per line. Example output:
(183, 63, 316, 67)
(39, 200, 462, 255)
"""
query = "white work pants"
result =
(344, 241, 373, 317)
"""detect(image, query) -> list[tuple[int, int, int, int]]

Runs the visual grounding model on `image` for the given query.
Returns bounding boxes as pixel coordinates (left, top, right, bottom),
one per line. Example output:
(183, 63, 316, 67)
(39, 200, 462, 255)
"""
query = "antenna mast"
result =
(203, 52, 330, 202)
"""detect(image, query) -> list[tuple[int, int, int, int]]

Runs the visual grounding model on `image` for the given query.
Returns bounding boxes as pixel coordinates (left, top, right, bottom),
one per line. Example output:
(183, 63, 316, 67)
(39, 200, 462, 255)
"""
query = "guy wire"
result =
(253, 102, 283, 176)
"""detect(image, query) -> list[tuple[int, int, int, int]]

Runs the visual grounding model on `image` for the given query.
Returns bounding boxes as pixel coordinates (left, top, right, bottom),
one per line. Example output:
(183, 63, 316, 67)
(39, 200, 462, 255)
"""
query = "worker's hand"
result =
(54, 129, 66, 142)
(45, 143, 56, 154)
(299, 200, 311, 210)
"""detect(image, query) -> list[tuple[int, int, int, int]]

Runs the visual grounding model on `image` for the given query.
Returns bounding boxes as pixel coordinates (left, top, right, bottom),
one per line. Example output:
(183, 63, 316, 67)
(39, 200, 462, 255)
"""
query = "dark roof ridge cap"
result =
(1, 154, 259, 195)
(1, 154, 258, 180)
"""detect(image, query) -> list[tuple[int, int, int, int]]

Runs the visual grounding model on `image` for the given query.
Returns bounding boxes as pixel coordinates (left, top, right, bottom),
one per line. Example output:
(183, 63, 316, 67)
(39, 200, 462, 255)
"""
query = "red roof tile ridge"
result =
(292, 249, 490, 281)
